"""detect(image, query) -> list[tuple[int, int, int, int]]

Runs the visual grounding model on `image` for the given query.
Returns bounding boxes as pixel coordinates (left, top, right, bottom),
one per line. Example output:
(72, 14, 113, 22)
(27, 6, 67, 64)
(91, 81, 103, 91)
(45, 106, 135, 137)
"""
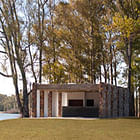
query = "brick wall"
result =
(32, 83, 37, 117)
(99, 83, 129, 118)
(58, 93, 62, 117)
(48, 91, 52, 117)
(40, 90, 44, 117)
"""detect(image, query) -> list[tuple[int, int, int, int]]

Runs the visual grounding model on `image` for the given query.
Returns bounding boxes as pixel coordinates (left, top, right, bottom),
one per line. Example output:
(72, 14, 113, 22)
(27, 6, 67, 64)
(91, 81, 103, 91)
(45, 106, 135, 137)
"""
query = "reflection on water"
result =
(0, 113, 21, 120)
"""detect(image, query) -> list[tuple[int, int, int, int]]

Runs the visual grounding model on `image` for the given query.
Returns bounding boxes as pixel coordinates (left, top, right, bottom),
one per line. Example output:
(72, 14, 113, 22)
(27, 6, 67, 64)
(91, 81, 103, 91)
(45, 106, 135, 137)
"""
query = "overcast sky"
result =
(0, 75, 15, 96)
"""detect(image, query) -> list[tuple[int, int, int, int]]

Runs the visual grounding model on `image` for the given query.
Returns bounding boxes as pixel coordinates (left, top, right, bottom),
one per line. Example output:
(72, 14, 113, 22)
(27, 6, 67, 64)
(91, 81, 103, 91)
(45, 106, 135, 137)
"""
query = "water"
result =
(0, 113, 21, 120)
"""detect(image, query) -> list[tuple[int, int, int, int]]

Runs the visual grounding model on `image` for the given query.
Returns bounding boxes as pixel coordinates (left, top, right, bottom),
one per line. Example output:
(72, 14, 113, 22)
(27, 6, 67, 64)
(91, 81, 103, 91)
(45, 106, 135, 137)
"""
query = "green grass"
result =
(0, 118, 140, 140)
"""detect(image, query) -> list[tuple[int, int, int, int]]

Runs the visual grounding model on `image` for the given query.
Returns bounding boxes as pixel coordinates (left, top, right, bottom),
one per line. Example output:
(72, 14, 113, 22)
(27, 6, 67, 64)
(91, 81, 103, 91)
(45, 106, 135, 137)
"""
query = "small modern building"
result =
(31, 83, 129, 118)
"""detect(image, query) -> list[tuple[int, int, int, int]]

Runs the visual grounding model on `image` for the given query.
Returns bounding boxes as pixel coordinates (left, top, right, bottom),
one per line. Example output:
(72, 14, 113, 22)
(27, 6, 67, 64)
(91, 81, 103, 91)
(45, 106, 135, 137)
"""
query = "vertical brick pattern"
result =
(32, 83, 37, 117)
(119, 88, 123, 117)
(122, 89, 125, 116)
(40, 90, 44, 117)
(99, 84, 104, 118)
(105, 85, 108, 118)
(98, 83, 129, 118)
(107, 85, 111, 118)
(110, 85, 114, 117)
(99, 83, 107, 118)
(112, 86, 118, 117)
(58, 93, 62, 117)
(124, 89, 129, 116)
(117, 89, 120, 117)
(48, 91, 52, 117)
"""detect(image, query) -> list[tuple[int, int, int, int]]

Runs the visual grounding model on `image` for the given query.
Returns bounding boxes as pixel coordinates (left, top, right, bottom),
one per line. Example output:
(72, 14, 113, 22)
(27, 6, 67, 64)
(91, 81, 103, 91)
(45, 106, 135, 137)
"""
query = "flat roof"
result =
(36, 83, 99, 92)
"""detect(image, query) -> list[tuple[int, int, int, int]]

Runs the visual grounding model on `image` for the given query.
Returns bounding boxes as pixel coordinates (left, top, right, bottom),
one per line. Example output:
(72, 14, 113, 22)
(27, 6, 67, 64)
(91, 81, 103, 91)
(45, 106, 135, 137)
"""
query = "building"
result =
(31, 83, 129, 118)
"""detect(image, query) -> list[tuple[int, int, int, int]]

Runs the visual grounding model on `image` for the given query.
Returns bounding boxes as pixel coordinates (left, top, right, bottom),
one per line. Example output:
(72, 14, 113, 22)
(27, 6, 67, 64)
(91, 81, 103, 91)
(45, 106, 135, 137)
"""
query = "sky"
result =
(0, 75, 15, 96)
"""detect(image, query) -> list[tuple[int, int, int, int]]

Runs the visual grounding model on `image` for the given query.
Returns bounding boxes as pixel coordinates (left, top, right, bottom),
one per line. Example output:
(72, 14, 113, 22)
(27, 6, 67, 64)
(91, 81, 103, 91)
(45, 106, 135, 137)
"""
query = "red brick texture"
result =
(99, 83, 129, 118)
(32, 83, 37, 117)
(58, 93, 62, 117)
(40, 90, 44, 117)
(48, 91, 52, 117)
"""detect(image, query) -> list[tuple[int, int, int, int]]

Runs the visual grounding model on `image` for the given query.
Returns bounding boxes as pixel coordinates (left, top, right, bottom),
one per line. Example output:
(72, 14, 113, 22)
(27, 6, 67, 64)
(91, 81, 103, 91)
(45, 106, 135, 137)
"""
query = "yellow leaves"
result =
(112, 13, 138, 38)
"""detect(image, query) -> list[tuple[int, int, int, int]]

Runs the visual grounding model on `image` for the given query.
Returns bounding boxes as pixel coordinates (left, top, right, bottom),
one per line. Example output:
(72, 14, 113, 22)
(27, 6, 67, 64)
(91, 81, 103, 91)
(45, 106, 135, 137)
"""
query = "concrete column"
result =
(52, 92, 58, 117)
(44, 91, 48, 117)
(32, 83, 37, 117)
(62, 92, 67, 107)
(37, 90, 40, 117)
(58, 93, 62, 117)
(40, 90, 44, 117)
(48, 91, 52, 117)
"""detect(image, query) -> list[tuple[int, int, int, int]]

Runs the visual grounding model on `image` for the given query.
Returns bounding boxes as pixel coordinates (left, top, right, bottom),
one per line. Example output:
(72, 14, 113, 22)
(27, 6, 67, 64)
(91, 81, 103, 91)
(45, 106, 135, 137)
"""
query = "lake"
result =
(0, 113, 21, 120)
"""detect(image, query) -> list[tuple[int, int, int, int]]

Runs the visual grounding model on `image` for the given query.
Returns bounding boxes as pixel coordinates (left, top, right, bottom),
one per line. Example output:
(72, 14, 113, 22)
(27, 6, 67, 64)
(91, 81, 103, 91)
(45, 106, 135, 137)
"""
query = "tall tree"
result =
(111, 0, 140, 115)
(0, 0, 29, 117)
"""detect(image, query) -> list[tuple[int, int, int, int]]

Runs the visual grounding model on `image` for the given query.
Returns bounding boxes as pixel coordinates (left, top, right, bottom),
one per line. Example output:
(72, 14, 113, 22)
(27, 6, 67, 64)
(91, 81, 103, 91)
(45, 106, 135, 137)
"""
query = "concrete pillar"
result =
(44, 91, 48, 117)
(32, 83, 37, 117)
(40, 90, 44, 117)
(52, 92, 58, 117)
(58, 93, 62, 117)
(62, 93, 67, 107)
(37, 90, 40, 117)
(48, 91, 52, 117)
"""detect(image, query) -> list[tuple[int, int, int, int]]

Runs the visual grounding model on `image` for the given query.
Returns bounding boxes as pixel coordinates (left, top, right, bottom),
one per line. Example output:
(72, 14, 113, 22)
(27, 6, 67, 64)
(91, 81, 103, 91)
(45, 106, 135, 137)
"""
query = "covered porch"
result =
(31, 83, 99, 117)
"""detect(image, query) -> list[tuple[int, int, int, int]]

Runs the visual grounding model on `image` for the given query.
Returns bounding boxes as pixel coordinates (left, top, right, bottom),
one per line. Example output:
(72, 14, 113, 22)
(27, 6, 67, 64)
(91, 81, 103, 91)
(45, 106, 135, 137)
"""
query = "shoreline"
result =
(0, 111, 20, 114)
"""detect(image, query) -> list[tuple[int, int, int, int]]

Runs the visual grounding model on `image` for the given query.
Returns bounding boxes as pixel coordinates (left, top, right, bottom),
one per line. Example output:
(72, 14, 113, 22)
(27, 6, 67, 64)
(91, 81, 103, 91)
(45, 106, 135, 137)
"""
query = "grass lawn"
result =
(0, 118, 140, 140)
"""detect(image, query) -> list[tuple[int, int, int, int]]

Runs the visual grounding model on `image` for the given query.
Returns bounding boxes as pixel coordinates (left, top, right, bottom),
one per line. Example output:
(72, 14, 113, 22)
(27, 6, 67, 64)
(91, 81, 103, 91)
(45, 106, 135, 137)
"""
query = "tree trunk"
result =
(13, 78, 23, 115)
(138, 87, 140, 118)
(110, 46, 113, 85)
(22, 74, 29, 117)
(127, 35, 135, 116)
(112, 45, 117, 86)
(103, 57, 107, 83)
(136, 87, 138, 117)
(99, 65, 102, 83)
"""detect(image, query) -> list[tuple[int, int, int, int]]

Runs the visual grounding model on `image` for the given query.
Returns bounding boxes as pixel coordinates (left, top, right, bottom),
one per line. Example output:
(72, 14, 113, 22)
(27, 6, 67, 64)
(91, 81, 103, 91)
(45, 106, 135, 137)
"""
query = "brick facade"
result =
(58, 93, 62, 117)
(32, 83, 37, 117)
(40, 90, 44, 117)
(48, 91, 52, 117)
(31, 83, 129, 118)
(99, 83, 129, 118)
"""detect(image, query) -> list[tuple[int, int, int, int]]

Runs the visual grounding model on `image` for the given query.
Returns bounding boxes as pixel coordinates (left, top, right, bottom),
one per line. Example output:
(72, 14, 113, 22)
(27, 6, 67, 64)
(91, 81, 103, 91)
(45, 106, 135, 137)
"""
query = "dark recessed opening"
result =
(86, 99, 94, 106)
(68, 100, 83, 106)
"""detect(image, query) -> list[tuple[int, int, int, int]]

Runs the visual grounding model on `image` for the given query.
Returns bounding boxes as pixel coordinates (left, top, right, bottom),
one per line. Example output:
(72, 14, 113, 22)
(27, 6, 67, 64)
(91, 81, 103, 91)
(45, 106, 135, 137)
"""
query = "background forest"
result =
(0, 94, 18, 112)
(0, 0, 139, 117)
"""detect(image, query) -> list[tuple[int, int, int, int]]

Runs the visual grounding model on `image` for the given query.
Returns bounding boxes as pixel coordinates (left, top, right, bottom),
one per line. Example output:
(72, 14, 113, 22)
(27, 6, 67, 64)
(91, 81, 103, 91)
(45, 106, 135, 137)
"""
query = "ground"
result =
(0, 118, 140, 140)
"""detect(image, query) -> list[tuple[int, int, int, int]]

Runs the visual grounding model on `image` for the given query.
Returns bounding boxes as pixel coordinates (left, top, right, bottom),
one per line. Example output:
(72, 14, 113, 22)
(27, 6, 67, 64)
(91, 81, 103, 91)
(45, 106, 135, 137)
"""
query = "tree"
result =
(111, 0, 140, 116)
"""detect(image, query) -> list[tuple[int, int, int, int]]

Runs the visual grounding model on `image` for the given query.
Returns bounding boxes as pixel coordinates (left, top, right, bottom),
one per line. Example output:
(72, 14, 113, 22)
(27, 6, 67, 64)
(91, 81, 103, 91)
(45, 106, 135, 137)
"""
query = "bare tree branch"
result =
(27, 89, 32, 96)
(0, 71, 12, 77)
(0, 50, 7, 54)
